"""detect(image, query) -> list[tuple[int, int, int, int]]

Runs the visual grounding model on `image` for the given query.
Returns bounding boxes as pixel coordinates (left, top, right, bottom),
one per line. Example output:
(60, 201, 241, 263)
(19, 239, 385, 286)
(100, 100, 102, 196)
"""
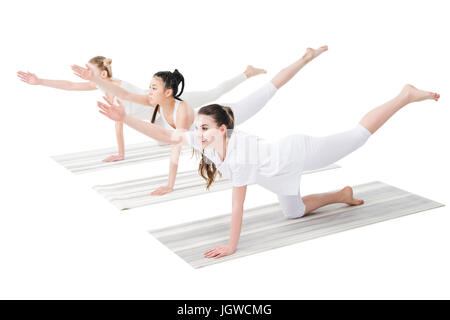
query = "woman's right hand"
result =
(98, 96, 126, 122)
(17, 71, 40, 85)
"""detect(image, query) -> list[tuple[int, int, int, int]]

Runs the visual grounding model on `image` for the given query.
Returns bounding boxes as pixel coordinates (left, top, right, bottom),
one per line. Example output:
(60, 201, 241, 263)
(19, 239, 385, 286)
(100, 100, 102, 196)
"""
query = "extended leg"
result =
(271, 45, 328, 89)
(181, 66, 266, 108)
(359, 84, 440, 134)
(229, 46, 328, 125)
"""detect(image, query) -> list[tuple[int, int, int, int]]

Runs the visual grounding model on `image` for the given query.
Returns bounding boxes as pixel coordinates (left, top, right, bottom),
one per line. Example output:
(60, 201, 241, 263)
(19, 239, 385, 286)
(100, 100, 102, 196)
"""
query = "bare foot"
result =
(244, 65, 267, 78)
(400, 84, 440, 103)
(339, 186, 364, 206)
(102, 154, 124, 162)
(302, 45, 328, 63)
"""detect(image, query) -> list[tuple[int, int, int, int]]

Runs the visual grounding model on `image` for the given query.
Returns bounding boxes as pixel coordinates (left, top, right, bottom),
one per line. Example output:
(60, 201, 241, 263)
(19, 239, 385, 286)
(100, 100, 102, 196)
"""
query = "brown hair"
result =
(196, 104, 235, 189)
(150, 69, 185, 124)
(89, 56, 113, 78)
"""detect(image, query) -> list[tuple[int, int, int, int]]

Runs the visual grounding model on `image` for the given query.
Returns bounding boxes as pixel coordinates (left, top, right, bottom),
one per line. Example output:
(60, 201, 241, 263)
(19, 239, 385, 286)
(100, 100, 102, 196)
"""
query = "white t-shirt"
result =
(184, 130, 306, 195)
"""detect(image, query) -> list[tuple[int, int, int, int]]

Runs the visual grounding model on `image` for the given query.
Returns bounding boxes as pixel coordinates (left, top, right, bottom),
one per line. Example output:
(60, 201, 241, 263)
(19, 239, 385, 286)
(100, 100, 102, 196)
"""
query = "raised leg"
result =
(359, 84, 440, 134)
(181, 65, 266, 109)
(271, 45, 328, 89)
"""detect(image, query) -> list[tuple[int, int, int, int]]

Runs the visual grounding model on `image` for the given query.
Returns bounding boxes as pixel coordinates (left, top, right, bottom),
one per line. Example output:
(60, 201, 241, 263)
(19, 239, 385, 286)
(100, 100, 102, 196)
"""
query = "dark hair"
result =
(89, 56, 112, 78)
(196, 104, 235, 189)
(150, 69, 185, 123)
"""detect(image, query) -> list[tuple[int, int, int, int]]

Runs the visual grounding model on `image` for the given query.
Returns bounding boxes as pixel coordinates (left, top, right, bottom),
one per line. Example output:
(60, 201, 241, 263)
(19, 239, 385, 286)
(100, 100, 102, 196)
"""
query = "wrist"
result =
(227, 241, 237, 250)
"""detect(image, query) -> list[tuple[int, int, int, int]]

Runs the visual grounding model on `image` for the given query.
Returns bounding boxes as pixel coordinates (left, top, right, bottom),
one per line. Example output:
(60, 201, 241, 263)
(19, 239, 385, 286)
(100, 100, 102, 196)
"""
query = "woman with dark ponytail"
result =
(73, 64, 266, 196)
(98, 45, 440, 259)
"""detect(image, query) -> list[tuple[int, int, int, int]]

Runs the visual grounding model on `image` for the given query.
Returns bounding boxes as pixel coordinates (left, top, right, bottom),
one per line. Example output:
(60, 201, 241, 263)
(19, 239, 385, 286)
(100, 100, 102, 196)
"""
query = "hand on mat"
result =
(98, 96, 126, 121)
(71, 64, 94, 81)
(17, 71, 39, 85)
(204, 244, 236, 259)
(102, 154, 125, 162)
(151, 185, 174, 196)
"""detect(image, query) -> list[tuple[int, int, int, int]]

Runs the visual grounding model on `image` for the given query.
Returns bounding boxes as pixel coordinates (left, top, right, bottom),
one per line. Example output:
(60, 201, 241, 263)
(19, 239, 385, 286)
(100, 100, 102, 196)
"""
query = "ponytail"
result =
(153, 69, 185, 100)
(172, 69, 185, 100)
(89, 56, 113, 78)
(151, 104, 159, 123)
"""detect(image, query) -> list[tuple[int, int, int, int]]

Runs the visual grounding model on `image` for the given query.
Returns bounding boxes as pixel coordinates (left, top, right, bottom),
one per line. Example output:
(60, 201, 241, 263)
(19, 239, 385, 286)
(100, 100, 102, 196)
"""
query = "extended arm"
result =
(97, 98, 187, 146)
(17, 71, 96, 91)
(72, 64, 151, 105)
(204, 185, 247, 258)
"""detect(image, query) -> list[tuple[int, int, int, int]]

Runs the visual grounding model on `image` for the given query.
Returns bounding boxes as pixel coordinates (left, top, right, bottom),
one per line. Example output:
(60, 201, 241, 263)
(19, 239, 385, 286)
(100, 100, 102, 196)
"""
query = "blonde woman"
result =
(18, 57, 265, 164)
(97, 46, 440, 259)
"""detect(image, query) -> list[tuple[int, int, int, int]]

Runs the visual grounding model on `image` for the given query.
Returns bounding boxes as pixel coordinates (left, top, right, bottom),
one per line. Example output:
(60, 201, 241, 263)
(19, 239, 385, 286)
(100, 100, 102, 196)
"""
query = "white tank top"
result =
(156, 99, 197, 131)
(159, 99, 181, 131)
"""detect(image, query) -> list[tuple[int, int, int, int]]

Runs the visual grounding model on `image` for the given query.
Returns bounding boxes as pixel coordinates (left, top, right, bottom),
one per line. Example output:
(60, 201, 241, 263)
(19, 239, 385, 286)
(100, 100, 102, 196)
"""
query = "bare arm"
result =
(71, 64, 151, 105)
(151, 102, 194, 195)
(97, 98, 188, 146)
(228, 185, 247, 249)
(204, 185, 247, 258)
(17, 71, 96, 91)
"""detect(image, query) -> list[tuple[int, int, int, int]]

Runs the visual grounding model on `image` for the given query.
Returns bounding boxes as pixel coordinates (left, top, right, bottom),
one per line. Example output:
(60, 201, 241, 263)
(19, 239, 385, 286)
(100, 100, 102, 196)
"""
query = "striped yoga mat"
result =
(94, 164, 340, 210)
(150, 181, 444, 269)
(52, 142, 191, 174)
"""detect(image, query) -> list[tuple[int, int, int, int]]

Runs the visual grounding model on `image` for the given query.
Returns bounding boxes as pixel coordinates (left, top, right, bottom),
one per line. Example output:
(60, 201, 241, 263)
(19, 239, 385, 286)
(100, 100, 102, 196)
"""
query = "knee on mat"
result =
(283, 203, 306, 219)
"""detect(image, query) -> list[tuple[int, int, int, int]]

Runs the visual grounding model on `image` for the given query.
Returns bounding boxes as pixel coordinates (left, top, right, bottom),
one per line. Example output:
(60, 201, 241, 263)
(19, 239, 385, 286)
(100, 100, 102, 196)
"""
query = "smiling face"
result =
(148, 76, 173, 105)
(195, 114, 227, 149)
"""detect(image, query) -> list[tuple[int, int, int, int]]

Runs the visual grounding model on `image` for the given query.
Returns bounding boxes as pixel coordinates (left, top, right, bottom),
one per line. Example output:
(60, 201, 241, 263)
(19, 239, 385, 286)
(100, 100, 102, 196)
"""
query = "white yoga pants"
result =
(181, 73, 247, 108)
(226, 81, 278, 126)
(278, 124, 372, 219)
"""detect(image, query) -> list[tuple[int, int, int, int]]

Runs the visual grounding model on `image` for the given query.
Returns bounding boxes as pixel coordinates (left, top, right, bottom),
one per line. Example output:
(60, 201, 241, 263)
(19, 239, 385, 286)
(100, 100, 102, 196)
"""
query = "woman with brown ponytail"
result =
(72, 63, 266, 195)
(97, 45, 440, 259)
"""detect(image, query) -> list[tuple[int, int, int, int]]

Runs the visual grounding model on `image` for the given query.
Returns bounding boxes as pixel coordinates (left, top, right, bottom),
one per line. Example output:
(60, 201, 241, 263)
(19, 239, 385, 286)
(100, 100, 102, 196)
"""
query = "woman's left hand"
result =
(204, 244, 236, 259)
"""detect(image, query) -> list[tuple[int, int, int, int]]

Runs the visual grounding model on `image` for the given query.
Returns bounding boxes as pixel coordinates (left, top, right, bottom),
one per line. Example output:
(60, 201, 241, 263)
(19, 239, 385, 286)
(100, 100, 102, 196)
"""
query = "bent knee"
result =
(282, 202, 306, 219)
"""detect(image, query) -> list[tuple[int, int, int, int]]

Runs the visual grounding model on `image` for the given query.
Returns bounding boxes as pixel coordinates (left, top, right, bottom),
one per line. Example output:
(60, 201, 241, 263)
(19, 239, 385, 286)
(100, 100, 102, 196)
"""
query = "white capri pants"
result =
(278, 124, 372, 219)
(226, 81, 278, 126)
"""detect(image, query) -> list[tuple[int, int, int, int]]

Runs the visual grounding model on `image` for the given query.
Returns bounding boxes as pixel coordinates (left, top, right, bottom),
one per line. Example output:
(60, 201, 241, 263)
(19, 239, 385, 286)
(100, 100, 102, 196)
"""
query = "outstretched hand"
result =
(71, 64, 94, 81)
(97, 96, 126, 122)
(17, 71, 39, 85)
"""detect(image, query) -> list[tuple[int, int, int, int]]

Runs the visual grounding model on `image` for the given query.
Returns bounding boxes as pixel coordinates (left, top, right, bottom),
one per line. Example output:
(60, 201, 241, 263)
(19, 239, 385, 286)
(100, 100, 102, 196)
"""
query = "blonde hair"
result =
(89, 56, 113, 78)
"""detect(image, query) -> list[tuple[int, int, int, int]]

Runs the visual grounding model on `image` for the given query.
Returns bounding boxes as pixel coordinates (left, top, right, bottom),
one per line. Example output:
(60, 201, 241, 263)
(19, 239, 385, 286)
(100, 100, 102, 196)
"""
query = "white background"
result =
(1, 0, 449, 299)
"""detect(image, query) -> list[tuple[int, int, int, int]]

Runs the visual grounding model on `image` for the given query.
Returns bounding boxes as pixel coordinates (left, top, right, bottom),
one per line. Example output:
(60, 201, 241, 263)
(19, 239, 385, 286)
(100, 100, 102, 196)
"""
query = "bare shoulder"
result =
(175, 101, 195, 128)
(177, 101, 194, 115)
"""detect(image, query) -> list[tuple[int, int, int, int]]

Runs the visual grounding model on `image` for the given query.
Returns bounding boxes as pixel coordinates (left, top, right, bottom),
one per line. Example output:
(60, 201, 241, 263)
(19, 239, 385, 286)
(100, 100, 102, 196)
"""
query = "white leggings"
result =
(181, 73, 247, 109)
(225, 81, 278, 126)
(278, 124, 372, 219)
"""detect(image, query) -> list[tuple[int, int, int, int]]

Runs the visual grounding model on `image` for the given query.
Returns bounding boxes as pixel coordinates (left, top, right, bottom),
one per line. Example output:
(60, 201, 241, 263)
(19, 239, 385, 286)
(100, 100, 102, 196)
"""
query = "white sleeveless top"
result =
(158, 99, 196, 131)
